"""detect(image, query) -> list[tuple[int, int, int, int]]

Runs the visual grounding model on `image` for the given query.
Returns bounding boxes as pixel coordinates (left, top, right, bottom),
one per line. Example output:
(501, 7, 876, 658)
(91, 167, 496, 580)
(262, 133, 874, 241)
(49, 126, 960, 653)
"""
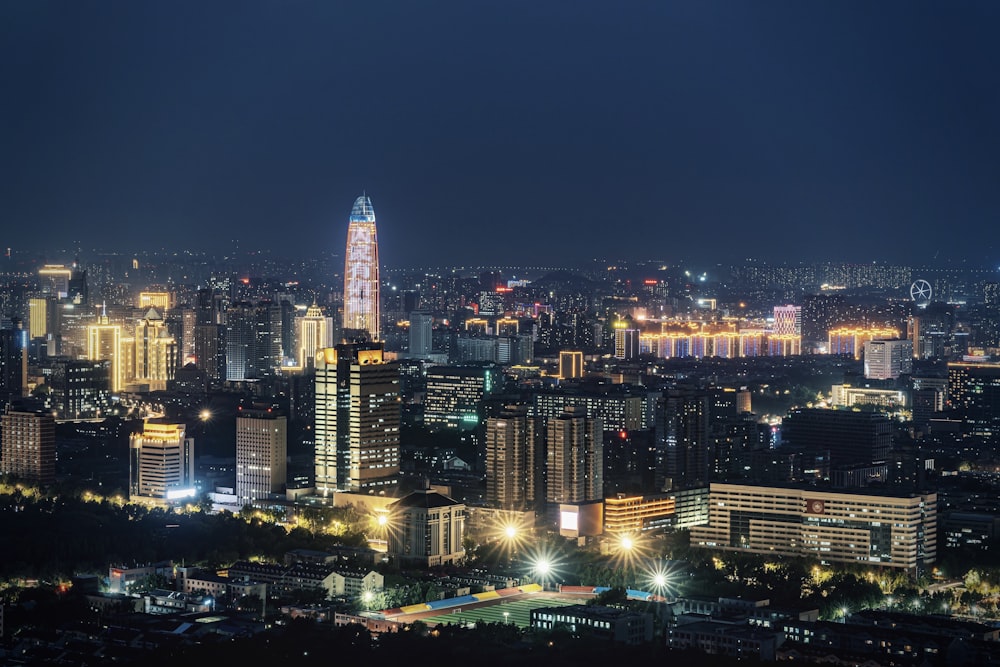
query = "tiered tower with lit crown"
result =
(343, 195, 380, 342)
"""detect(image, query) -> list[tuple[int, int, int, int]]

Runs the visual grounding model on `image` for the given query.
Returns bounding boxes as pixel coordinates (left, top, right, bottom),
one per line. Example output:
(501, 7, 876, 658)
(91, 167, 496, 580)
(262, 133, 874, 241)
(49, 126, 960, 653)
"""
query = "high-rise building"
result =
(1, 401, 56, 485)
(948, 362, 1000, 439)
(87, 306, 123, 393)
(485, 404, 543, 509)
(194, 324, 226, 382)
(133, 308, 177, 392)
(772, 304, 802, 336)
(343, 195, 380, 342)
(424, 364, 501, 431)
(559, 350, 584, 379)
(138, 292, 172, 312)
(408, 311, 433, 359)
(296, 303, 331, 370)
(44, 357, 111, 419)
(38, 264, 73, 299)
(655, 387, 710, 492)
(545, 405, 603, 506)
(781, 407, 892, 468)
(314, 342, 400, 495)
(129, 419, 196, 503)
(863, 338, 913, 380)
(235, 405, 287, 507)
(28, 297, 54, 340)
(613, 320, 640, 360)
(0, 326, 27, 406)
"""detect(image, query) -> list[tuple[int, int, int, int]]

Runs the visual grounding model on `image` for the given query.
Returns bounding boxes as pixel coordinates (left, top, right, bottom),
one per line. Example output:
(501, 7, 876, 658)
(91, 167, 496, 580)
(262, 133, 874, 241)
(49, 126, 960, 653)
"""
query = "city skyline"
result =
(3, 2, 1000, 269)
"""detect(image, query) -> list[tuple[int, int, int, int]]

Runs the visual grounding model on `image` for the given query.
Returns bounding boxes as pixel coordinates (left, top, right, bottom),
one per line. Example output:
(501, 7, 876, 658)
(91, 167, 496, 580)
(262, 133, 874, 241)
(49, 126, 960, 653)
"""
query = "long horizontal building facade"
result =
(690, 483, 936, 575)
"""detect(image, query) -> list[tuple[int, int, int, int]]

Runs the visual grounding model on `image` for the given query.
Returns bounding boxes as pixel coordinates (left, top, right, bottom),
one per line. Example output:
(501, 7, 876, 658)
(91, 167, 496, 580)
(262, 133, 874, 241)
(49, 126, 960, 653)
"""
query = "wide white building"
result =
(691, 482, 936, 575)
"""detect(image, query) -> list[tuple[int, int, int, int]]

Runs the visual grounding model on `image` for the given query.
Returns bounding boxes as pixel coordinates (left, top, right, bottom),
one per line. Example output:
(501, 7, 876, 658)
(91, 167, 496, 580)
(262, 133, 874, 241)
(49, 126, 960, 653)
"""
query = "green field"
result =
(420, 596, 582, 630)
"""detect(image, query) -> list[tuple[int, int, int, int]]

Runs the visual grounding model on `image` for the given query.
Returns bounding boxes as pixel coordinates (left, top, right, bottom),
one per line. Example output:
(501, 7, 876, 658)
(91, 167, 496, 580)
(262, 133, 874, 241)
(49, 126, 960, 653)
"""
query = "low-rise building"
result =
(530, 604, 653, 645)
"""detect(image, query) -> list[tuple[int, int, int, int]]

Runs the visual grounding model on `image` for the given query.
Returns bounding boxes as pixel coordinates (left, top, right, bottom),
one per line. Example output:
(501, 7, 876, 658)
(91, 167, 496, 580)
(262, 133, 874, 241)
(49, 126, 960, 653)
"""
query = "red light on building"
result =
(643, 279, 657, 285)
(619, 430, 628, 439)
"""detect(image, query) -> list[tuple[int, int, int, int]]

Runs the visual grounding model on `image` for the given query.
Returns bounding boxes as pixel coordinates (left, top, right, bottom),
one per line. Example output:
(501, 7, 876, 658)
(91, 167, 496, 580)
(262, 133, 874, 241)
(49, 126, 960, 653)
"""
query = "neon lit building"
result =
(87, 306, 123, 393)
(343, 195, 380, 342)
(296, 303, 331, 370)
(828, 327, 900, 360)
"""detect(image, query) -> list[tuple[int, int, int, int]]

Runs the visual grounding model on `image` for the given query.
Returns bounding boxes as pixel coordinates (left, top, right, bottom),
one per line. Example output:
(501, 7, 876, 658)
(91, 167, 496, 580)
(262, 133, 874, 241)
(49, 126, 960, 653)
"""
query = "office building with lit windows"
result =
(128, 419, 196, 504)
(314, 342, 400, 495)
(408, 311, 433, 359)
(546, 405, 603, 506)
(864, 339, 913, 380)
(690, 482, 937, 575)
(1, 402, 56, 485)
(235, 405, 287, 507)
(948, 362, 1000, 439)
(485, 404, 543, 509)
(424, 363, 501, 431)
(343, 195, 381, 342)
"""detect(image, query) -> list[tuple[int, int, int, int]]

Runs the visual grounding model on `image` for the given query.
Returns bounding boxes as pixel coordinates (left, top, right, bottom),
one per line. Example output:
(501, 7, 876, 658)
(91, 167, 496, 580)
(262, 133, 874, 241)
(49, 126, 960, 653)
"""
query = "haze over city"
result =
(4, 1, 1000, 268)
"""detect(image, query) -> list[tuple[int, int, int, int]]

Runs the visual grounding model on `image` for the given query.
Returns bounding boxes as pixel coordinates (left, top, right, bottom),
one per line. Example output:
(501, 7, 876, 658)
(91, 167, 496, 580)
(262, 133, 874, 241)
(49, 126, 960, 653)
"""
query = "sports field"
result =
(419, 595, 582, 629)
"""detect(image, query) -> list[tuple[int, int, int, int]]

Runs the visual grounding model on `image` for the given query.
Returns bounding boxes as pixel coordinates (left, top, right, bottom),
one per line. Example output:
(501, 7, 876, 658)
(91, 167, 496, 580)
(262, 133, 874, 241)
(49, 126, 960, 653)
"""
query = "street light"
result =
(504, 611, 510, 624)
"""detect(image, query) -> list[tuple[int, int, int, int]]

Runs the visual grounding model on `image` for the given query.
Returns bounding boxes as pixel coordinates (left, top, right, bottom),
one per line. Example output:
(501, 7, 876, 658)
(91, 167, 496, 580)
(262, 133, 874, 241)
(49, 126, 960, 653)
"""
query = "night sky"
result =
(3, 1, 1000, 269)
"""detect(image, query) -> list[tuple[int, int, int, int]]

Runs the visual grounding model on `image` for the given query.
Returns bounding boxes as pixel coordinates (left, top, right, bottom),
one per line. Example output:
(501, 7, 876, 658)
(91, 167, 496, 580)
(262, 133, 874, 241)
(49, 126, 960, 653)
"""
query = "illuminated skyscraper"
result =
(87, 305, 123, 393)
(545, 405, 603, 505)
(236, 405, 287, 507)
(485, 404, 543, 509)
(296, 303, 331, 370)
(314, 342, 399, 494)
(343, 195, 380, 342)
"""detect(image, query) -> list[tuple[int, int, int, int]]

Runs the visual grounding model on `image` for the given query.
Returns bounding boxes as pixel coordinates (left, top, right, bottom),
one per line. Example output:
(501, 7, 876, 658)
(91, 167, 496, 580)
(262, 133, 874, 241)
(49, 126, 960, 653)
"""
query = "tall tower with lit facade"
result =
(343, 195, 380, 342)
(235, 405, 287, 507)
(314, 342, 400, 495)
(545, 405, 603, 506)
(87, 305, 123, 393)
(485, 404, 543, 509)
(296, 303, 331, 370)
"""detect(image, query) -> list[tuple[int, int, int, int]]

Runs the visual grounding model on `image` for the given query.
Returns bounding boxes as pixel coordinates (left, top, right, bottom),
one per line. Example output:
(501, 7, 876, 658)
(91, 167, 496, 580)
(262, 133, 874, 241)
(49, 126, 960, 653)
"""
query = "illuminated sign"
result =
(166, 487, 197, 500)
(560, 511, 578, 531)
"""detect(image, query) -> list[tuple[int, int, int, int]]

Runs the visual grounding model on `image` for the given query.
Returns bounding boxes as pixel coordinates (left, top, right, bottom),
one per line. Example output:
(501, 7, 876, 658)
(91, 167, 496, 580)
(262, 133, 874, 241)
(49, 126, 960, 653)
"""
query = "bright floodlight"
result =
(621, 536, 633, 551)
(362, 590, 375, 604)
(505, 525, 517, 539)
(534, 559, 551, 576)
(377, 514, 388, 526)
(653, 573, 667, 589)
(200, 409, 211, 421)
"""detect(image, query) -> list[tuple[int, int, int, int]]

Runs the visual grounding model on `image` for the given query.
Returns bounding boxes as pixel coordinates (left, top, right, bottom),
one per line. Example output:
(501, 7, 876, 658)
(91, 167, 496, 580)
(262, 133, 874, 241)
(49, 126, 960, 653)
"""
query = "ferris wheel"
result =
(910, 279, 932, 307)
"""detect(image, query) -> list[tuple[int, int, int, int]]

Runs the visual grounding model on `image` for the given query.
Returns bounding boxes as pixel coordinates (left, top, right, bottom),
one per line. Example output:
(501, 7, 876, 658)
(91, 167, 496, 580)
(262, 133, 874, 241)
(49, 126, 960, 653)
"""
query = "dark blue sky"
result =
(3, 1, 999, 269)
